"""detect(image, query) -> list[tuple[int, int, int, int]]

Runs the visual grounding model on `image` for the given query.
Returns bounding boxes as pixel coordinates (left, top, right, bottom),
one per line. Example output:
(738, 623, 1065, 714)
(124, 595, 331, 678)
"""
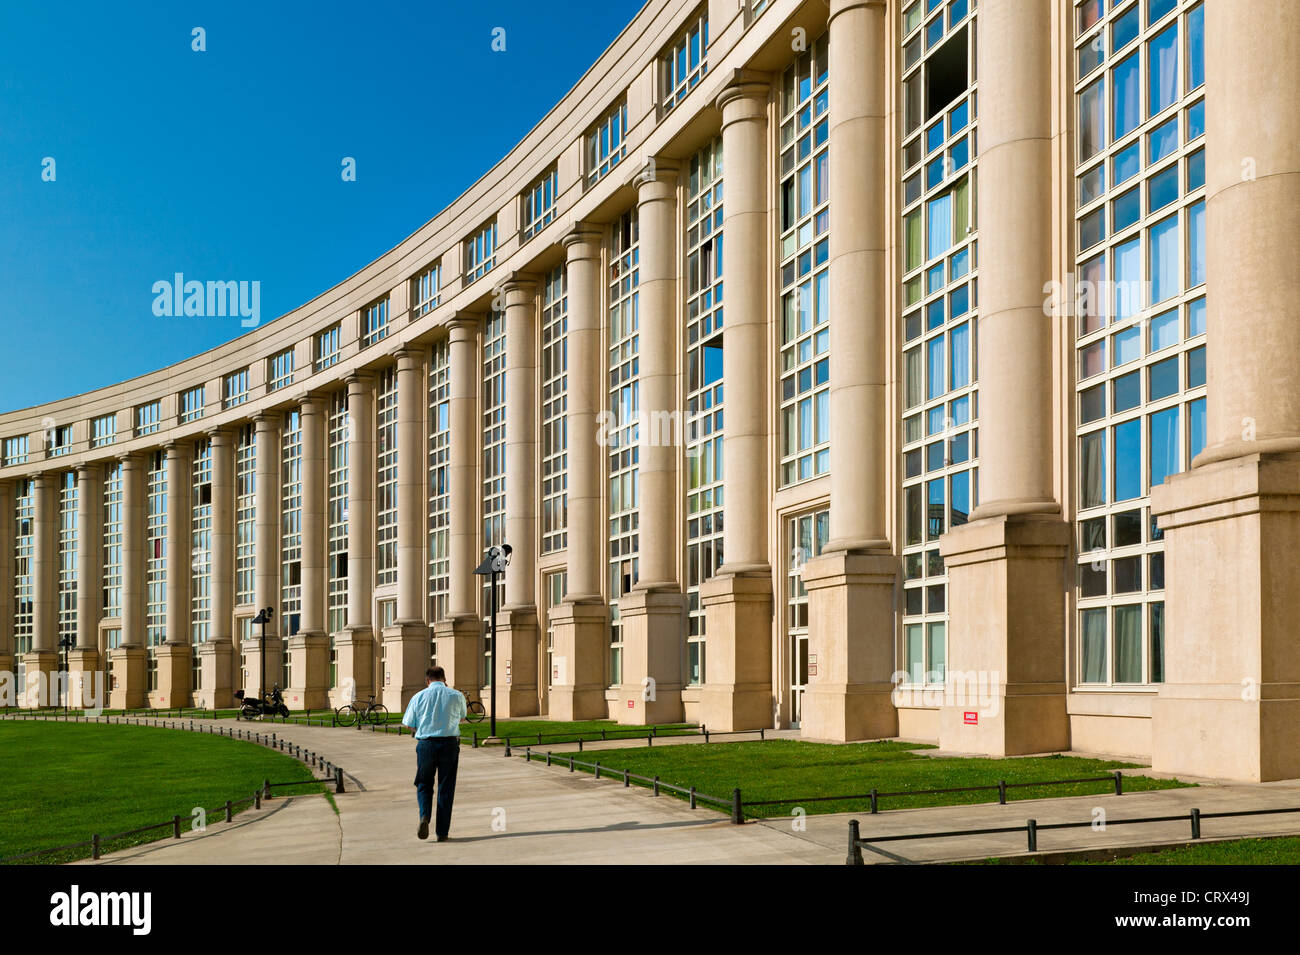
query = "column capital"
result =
(495, 270, 540, 297)
(562, 222, 603, 262)
(344, 369, 373, 391)
(75, 461, 101, 480)
(298, 390, 327, 412)
(715, 69, 771, 115)
(390, 345, 424, 366)
(625, 156, 680, 192)
(205, 424, 232, 445)
(827, 0, 886, 23)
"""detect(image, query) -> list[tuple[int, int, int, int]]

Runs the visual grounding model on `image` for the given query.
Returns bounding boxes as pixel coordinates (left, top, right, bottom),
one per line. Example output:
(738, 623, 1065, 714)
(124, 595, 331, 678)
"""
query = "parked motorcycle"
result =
(235, 686, 290, 720)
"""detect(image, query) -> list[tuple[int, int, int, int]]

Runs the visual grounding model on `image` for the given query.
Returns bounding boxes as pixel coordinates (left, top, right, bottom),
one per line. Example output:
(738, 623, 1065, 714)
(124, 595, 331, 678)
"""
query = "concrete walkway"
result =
(46, 716, 1300, 865)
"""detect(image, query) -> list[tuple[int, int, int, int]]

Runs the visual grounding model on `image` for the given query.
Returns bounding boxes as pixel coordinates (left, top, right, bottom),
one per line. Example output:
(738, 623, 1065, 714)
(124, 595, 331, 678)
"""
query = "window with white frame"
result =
(268, 348, 295, 391)
(224, 369, 250, 409)
(281, 411, 302, 639)
(465, 221, 497, 283)
(376, 367, 398, 587)
(428, 341, 450, 623)
(541, 265, 568, 554)
(58, 472, 77, 648)
(146, 450, 167, 648)
(662, 11, 708, 112)
(13, 480, 33, 681)
(608, 211, 640, 687)
(180, 386, 205, 423)
(316, 325, 341, 371)
(3, 436, 29, 466)
(414, 264, 441, 317)
(586, 102, 627, 188)
(91, 415, 117, 448)
(522, 168, 558, 239)
(328, 390, 349, 635)
(46, 424, 73, 457)
(1072, 0, 1205, 688)
(192, 440, 212, 643)
(136, 402, 161, 437)
(235, 424, 256, 606)
(362, 297, 390, 348)
(482, 310, 507, 680)
(102, 462, 123, 619)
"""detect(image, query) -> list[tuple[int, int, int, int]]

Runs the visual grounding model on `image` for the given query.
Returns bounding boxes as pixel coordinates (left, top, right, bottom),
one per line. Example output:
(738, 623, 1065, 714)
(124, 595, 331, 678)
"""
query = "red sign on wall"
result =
(627, 700, 635, 709)
(963, 711, 978, 725)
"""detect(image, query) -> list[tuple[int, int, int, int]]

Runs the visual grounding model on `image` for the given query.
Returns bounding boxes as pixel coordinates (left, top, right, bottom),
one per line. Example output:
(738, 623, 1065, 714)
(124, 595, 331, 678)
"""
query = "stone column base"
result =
(106, 648, 147, 710)
(66, 649, 104, 712)
(938, 514, 1071, 756)
(698, 571, 773, 731)
(381, 623, 432, 713)
(1150, 452, 1300, 781)
(195, 641, 234, 710)
(799, 552, 899, 740)
(19, 650, 59, 708)
(616, 589, 685, 725)
(0, 654, 13, 708)
(149, 643, 193, 709)
(492, 606, 539, 718)
(331, 628, 374, 707)
(287, 631, 330, 711)
(433, 616, 483, 702)
(548, 599, 608, 721)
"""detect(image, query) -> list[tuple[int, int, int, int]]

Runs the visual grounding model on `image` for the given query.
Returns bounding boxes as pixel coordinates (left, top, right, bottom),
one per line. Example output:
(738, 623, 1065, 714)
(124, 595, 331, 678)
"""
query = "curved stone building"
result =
(2, 0, 1294, 781)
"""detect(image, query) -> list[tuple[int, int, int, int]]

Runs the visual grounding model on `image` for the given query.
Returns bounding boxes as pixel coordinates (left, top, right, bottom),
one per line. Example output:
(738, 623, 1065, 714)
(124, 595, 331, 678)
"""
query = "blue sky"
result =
(0, 0, 644, 413)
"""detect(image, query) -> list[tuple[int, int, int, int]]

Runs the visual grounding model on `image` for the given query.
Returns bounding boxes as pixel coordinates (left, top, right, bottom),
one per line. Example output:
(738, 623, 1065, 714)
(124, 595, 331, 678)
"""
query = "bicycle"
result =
(335, 694, 389, 727)
(464, 699, 486, 723)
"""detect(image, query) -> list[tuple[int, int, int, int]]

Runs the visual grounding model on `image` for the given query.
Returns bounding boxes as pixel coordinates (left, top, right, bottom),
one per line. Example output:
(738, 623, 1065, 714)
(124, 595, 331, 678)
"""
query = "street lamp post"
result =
(473, 544, 512, 738)
(58, 634, 74, 714)
(253, 607, 274, 701)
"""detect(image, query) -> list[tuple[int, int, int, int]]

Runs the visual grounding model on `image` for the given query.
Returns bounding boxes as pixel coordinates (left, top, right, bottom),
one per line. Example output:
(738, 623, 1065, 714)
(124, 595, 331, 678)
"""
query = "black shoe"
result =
(417, 818, 430, 840)
(436, 835, 448, 842)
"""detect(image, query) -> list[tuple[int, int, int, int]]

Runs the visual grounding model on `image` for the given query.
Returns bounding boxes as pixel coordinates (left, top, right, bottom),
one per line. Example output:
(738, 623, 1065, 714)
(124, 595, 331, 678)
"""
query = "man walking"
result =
(401, 666, 467, 841)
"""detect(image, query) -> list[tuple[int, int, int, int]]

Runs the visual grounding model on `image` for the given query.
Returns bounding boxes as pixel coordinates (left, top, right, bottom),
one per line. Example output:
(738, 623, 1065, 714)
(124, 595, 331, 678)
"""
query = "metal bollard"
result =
(653, 775, 660, 796)
(998, 780, 1007, 805)
(847, 820, 864, 866)
(1114, 770, 1124, 796)
(1190, 808, 1201, 839)
(335, 766, 345, 794)
(263, 779, 272, 801)
(624, 770, 631, 788)
(870, 789, 879, 814)
(172, 815, 181, 839)
(225, 800, 233, 823)
(254, 789, 261, 810)
(594, 763, 602, 780)
(689, 786, 697, 809)
(92, 834, 101, 860)
(569, 757, 575, 773)
(1026, 819, 1038, 852)
(731, 789, 743, 825)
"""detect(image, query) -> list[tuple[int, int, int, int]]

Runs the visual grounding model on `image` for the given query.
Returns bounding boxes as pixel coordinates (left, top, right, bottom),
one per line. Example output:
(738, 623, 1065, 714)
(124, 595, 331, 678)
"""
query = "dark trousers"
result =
(415, 737, 459, 838)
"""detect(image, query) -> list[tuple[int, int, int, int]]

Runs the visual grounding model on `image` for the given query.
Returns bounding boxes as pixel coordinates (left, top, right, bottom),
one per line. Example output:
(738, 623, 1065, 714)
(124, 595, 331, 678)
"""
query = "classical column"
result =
(24, 471, 58, 705)
(69, 463, 103, 709)
(250, 413, 282, 697)
(0, 482, 13, 684)
(434, 319, 484, 698)
(336, 374, 374, 704)
(617, 162, 685, 725)
(154, 440, 193, 707)
(547, 226, 609, 720)
(801, 0, 898, 742)
(290, 393, 329, 709)
(937, 0, 1070, 756)
(495, 275, 540, 717)
(196, 428, 235, 708)
(698, 74, 773, 731)
(1150, 0, 1300, 781)
(383, 349, 431, 711)
(109, 453, 147, 709)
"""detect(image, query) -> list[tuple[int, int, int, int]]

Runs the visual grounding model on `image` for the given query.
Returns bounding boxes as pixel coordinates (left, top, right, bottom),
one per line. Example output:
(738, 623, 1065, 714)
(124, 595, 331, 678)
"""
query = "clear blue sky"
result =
(0, 0, 644, 413)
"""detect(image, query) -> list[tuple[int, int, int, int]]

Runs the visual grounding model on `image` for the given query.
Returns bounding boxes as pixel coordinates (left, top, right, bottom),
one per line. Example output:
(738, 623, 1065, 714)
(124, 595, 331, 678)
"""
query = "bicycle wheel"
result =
(466, 700, 486, 723)
(367, 703, 389, 725)
(335, 705, 357, 727)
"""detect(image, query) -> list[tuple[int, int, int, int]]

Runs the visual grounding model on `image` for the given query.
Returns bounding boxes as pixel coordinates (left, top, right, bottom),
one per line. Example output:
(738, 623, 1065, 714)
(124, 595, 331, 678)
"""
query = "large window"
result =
(47, 424, 73, 457)
(465, 221, 497, 283)
(136, 402, 161, 437)
(541, 266, 568, 554)
(281, 411, 302, 639)
(376, 367, 398, 587)
(778, 37, 831, 486)
(192, 440, 212, 643)
(482, 311, 507, 681)
(362, 297, 391, 349)
(328, 391, 349, 635)
(685, 143, 724, 686)
(587, 102, 627, 188)
(235, 425, 256, 606)
(414, 264, 440, 317)
(57, 472, 77, 649)
(102, 463, 123, 619)
(1073, 0, 1205, 687)
(146, 450, 167, 648)
(223, 369, 249, 409)
(316, 325, 341, 372)
(180, 386, 205, 423)
(3, 436, 29, 466)
(900, 0, 979, 682)
(428, 342, 450, 622)
(91, 414, 117, 448)
(608, 211, 640, 687)
(13, 480, 33, 689)
(786, 509, 829, 726)
(662, 11, 708, 112)
(522, 168, 558, 240)
(268, 349, 295, 391)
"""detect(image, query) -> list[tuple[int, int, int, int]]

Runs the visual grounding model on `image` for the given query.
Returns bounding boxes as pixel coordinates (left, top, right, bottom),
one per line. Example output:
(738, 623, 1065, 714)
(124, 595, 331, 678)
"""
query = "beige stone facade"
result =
(0, 0, 1288, 781)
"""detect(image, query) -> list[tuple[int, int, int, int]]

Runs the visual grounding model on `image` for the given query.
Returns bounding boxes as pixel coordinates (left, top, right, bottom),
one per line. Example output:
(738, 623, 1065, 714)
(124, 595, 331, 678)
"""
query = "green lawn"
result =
(527, 739, 1192, 817)
(976, 835, 1300, 865)
(0, 721, 322, 864)
(463, 719, 699, 745)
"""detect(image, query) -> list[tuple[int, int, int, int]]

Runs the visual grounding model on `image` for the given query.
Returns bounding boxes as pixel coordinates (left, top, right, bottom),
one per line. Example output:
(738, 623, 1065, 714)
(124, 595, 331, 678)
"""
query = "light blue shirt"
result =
(402, 681, 467, 738)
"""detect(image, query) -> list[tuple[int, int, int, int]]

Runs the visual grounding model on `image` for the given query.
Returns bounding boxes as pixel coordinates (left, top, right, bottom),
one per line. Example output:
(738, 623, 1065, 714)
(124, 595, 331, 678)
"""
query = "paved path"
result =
(38, 716, 1300, 865)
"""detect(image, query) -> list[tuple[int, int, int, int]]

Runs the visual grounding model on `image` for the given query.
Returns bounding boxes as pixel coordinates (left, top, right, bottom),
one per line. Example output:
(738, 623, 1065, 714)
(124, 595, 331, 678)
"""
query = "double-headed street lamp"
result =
(473, 544, 512, 738)
(252, 607, 274, 700)
(58, 634, 75, 713)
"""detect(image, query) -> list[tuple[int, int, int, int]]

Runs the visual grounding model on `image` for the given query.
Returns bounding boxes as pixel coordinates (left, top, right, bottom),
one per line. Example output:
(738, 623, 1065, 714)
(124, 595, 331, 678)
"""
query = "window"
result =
(787, 509, 829, 724)
(1072, 0, 1204, 688)
(13, 480, 33, 670)
(428, 342, 450, 622)
(281, 412, 302, 639)
(361, 297, 391, 348)
(57, 472, 77, 650)
(662, 11, 708, 112)
(541, 266, 568, 554)
(3, 436, 29, 466)
(587, 102, 628, 188)
(91, 414, 117, 448)
(544, 572, 566, 691)
(376, 367, 398, 586)
(136, 402, 161, 437)
(482, 310, 507, 667)
(900, 0, 980, 667)
(522, 168, 558, 240)
(102, 463, 123, 618)
(223, 369, 250, 409)
(608, 211, 640, 684)
(235, 424, 256, 606)
(465, 222, 497, 283)
(778, 37, 831, 486)
(414, 264, 441, 317)
(47, 424, 73, 457)
(146, 450, 167, 648)
(192, 440, 212, 643)
(315, 325, 341, 372)
(180, 386, 205, 423)
(328, 391, 349, 634)
(268, 348, 295, 391)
